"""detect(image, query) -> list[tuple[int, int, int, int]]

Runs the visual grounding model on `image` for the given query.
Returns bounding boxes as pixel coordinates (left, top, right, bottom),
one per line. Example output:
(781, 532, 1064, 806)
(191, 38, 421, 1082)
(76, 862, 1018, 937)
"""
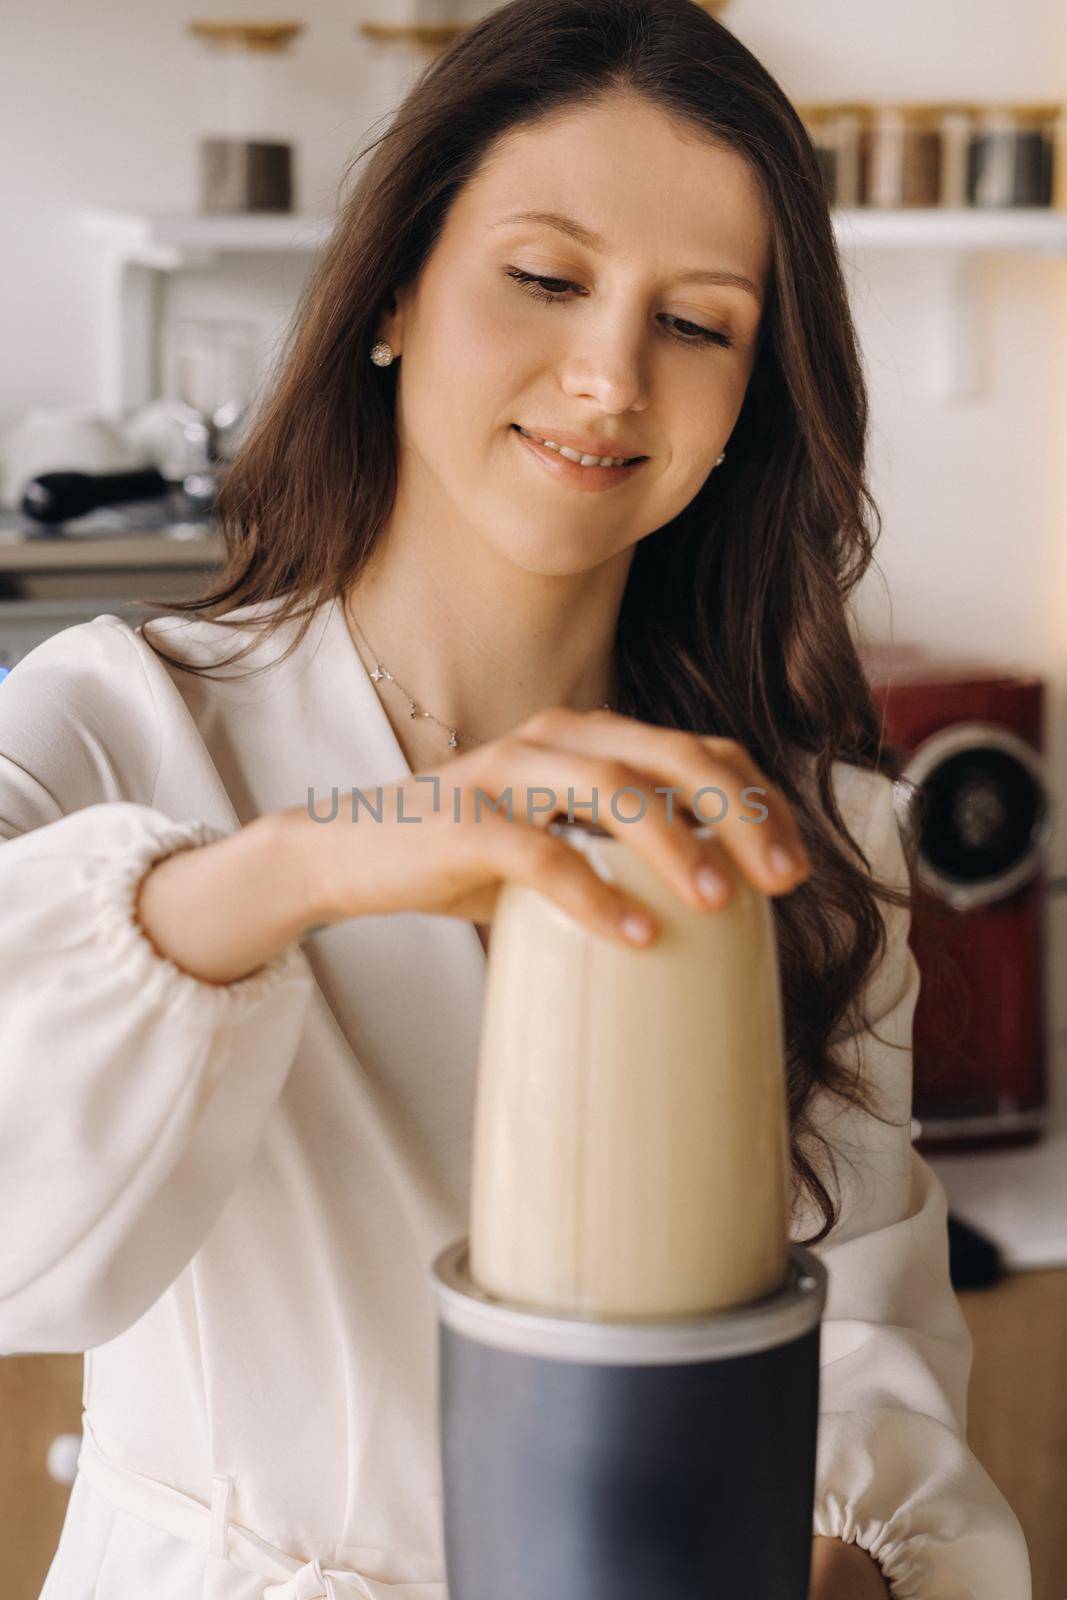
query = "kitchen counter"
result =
(0, 506, 223, 573)
(0, 506, 225, 665)
(0, 530, 223, 572)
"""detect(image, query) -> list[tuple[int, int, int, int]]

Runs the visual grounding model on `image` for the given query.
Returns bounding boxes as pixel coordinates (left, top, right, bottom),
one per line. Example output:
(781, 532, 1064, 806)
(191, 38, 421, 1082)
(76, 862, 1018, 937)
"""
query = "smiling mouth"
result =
(511, 425, 645, 468)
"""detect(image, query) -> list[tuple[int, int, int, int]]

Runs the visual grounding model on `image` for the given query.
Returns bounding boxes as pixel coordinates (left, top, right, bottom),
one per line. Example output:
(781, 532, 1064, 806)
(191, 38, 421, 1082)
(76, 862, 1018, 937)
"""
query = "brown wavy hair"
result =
(141, 0, 933, 1244)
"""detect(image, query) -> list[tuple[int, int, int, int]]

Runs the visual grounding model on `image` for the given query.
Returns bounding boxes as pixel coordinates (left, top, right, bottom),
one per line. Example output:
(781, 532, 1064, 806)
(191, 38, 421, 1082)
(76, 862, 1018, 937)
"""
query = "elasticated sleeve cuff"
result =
(87, 804, 310, 1023)
(814, 1409, 1032, 1599)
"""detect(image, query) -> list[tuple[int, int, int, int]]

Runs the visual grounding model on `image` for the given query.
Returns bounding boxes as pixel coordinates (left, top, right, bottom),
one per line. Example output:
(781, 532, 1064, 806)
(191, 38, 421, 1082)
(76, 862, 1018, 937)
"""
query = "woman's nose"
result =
(557, 320, 650, 415)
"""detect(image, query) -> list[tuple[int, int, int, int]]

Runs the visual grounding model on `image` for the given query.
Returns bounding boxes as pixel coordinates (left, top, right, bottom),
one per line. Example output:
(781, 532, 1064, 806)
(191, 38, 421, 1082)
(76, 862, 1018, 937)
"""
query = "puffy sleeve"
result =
(0, 617, 316, 1356)
(794, 765, 1032, 1599)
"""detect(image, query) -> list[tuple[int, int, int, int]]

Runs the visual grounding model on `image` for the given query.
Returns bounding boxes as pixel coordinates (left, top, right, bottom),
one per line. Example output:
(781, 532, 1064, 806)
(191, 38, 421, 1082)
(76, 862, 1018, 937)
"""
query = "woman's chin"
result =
(481, 521, 624, 578)
(498, 540, 615, 578)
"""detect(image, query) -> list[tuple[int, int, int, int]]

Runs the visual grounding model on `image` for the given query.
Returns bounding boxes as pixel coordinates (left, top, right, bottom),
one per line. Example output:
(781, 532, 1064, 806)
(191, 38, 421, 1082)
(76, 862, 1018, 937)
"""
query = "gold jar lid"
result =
(1011, 102, 1064, 124)
(793, 104, 840, 124)
(971, 102, 1064, 125)
(188, 21, 304, 51)
(867, 102, 953, 123)
(906, 102, 981, 117)
(798, 100, 1063, 127)
(358, 20, 469, 48)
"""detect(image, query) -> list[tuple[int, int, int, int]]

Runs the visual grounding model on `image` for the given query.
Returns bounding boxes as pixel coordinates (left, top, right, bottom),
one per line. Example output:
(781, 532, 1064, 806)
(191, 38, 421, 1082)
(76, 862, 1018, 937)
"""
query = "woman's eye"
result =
(505, 267, 576, 301)
(662, 315, 732, 350)
(503, 267, 732, 349)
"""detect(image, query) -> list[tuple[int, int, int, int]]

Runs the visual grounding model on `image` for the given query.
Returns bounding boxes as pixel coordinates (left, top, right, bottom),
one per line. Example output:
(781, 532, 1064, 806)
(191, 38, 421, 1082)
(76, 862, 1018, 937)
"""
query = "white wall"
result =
(2, 0, 1066, 1115)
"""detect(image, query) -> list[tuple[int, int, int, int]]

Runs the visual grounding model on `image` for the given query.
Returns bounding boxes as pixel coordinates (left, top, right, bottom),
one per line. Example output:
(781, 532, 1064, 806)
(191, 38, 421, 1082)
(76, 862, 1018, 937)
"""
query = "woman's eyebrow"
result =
(491, 208, 763, 306)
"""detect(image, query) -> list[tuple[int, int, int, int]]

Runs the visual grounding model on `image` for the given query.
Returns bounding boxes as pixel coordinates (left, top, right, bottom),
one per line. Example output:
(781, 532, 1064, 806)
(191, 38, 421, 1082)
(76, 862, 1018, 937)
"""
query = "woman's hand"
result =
(810, 1535, 892, 1598)
(291, 705, 812, 946)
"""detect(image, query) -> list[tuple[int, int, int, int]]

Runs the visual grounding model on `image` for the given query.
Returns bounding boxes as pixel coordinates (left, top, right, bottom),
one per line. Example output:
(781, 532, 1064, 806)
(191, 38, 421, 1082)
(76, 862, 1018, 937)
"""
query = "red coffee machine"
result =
(860, 645, 1051, 1153)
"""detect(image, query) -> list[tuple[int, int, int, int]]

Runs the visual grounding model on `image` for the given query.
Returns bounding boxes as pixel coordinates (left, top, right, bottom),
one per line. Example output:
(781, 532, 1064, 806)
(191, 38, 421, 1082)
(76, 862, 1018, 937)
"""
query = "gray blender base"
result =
(434, 1245, 826, 1600)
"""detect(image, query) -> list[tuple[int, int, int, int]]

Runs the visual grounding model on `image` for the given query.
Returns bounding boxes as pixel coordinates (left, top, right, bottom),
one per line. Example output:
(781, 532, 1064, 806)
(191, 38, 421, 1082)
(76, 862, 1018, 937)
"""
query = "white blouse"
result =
(0, 594, 1030, 1600)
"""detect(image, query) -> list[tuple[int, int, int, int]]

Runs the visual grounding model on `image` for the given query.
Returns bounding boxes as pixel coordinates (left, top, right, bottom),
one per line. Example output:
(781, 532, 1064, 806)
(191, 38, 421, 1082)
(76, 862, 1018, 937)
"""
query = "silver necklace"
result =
(346, 607, 614, 750)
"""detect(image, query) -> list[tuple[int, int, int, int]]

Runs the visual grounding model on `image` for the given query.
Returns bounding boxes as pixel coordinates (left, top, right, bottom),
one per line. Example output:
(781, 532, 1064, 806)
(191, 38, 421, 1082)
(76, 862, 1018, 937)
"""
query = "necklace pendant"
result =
(408, 699, 418, 719)
(448, 730, 459, 749)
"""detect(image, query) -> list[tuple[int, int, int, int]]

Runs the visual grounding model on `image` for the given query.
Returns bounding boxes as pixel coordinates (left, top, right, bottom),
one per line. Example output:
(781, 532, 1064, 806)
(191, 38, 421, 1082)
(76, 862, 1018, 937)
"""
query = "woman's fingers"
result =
(321, 708, 812, 948)
(463, 806, 661, 947)
(466, 738, 717, 913)
(506, 707, 811, 900)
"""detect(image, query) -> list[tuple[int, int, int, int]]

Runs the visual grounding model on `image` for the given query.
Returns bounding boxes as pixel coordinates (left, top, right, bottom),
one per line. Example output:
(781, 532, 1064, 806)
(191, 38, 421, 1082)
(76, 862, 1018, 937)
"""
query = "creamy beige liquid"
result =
(468, 826, 791, 1320)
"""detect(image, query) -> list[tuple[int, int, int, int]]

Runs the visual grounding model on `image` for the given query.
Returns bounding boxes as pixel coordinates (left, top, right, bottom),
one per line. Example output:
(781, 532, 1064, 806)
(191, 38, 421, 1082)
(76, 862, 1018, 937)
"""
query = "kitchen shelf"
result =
(80, 207, 332, 270)
(81, 204, 1067, 268)
(833, 208, 1067, 254)
(79, 206, 1067, 411)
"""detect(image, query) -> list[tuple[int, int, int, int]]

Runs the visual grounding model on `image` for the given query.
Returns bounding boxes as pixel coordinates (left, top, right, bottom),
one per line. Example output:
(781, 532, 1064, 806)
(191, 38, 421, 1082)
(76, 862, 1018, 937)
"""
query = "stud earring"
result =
(370, 341, 396, 367)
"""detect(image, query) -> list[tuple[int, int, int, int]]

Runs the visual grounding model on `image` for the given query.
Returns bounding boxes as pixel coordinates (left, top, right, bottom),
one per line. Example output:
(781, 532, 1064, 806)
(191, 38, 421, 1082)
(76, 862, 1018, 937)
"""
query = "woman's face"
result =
(380, 92, 771, 577)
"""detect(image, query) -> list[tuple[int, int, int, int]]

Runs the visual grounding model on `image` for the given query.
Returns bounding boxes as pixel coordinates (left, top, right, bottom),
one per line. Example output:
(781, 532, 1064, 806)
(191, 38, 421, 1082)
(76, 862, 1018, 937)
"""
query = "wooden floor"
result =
(958, 1268, 1067, 1600)
(1, 1349, 82, 1600)
(3, 1271, 1064, 1599)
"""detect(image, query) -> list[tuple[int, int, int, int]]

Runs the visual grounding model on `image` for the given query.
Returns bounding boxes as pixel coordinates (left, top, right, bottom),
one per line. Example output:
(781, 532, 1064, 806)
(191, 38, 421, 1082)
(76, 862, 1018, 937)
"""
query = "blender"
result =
(430, 818, 826, 1599)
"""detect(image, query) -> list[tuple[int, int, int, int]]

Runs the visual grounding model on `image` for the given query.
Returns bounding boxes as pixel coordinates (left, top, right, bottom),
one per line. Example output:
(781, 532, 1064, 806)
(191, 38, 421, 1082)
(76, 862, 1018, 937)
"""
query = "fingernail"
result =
(621, 912, 654, 944)
(695, 863, 729, 904)
(768, 845, 797, 879)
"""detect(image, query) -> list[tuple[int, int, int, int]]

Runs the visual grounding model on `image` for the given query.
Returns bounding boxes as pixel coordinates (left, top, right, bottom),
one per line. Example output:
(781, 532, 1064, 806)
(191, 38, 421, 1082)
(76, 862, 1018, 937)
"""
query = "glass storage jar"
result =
(968, 104, 1061, 208)
(188, 20, 303, 214)
(860, 104, 945, 208)
(797, 103, 863, 207)
(938, 104, 974, 208)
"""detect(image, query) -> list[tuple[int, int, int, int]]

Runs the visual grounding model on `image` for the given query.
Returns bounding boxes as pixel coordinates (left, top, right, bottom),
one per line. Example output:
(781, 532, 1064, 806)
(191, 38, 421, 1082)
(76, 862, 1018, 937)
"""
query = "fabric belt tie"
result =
(75, 1411, 443, 1599)
(262, 1556, 375, 1599)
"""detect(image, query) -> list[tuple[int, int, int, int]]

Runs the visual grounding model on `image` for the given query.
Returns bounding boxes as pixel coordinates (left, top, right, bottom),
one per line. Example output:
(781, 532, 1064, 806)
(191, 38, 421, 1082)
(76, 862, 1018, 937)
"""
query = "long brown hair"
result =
(142, 0, 925, 1244)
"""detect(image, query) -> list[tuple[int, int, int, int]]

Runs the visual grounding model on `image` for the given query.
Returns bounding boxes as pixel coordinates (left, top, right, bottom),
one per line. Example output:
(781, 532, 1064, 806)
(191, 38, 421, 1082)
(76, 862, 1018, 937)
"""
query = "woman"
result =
(0, 0, 1030, 1596)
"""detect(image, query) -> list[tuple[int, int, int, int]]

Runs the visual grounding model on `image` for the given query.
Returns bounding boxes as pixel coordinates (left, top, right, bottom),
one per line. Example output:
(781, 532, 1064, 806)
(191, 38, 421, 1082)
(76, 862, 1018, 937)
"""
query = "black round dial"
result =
(917, 744, 1045, 886)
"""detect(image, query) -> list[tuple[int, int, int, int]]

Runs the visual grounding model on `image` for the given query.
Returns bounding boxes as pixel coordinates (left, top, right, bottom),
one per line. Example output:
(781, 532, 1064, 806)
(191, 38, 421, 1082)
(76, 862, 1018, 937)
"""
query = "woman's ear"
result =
(375, 287, 408, 357)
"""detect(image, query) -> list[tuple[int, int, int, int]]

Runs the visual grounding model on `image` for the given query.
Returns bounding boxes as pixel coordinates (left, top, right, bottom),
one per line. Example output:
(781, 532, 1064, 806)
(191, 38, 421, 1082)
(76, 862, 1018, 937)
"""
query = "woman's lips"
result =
(510, 425, 646, 491)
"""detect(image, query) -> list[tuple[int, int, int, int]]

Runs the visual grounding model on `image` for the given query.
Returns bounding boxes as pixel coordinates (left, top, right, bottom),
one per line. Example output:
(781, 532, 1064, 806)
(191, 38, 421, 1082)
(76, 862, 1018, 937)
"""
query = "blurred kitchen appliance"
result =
(188, 21, 303, 213)
(863, 646, 1050, 1151)
(0, 409, 148, 510)
(20, 468, 169, 525)
(157, 319, 259, 514)
(162, 319, 261, 427)
(17, 394, 246, 527)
